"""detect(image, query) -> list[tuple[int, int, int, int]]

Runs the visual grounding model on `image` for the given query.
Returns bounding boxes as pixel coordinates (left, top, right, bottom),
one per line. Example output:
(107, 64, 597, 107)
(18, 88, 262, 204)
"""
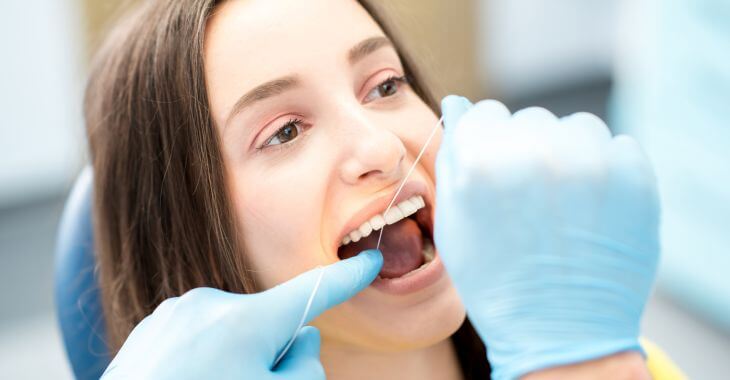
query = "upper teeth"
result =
(341, 195, 426, 246)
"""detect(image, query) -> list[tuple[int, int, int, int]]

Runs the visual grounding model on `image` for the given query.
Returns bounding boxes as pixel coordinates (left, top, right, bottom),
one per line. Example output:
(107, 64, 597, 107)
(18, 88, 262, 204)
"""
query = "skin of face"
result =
(204, 0, 465, 369)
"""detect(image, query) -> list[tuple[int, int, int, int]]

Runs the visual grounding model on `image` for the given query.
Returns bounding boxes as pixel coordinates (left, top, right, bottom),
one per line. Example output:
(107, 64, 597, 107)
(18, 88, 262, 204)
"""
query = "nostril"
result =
(358, 154, 404, 182)
(358, 170, 382, 181)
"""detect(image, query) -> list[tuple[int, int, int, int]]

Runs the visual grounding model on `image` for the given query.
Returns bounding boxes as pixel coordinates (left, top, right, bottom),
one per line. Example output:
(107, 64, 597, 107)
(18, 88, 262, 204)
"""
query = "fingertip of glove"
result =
(441, 95, 472, 129)
(345, 250, 382, 285)
(357, 249, 383, 269)
(441, 95, 464, 110)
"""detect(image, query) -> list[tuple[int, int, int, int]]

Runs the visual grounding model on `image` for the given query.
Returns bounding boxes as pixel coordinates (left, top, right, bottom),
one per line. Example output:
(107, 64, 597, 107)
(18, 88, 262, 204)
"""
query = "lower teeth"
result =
(422, 240, 435, 263)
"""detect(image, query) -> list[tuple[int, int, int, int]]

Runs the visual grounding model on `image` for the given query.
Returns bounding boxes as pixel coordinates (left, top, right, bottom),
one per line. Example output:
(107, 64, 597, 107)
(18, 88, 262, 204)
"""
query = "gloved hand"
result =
(101, 250, 383, 380)
(435, 95, 660, 380)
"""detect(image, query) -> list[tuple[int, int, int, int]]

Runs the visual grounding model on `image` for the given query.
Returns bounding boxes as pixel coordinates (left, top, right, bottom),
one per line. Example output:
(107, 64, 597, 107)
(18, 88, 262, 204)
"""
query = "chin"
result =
(316, 273, 466, 352)
(367, 279, 467, 351)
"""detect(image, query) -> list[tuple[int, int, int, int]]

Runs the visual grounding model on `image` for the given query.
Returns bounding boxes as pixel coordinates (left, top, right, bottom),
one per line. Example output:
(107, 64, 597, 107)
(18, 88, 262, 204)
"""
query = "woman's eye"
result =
(364, 75, 407, 103)
(263, 119, 303, 147)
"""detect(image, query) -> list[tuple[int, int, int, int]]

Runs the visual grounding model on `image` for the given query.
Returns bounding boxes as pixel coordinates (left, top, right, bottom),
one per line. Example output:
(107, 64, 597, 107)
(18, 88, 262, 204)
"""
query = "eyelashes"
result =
(363, 75, 409, 103)
(262, 118, 304, 148)
(257, 74, 410, 151)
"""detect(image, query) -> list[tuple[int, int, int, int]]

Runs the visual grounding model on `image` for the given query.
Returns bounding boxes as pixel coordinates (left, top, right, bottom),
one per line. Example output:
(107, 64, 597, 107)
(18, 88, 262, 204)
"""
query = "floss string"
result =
(376, 116, 444, 250)
(272, 265, 326, 369)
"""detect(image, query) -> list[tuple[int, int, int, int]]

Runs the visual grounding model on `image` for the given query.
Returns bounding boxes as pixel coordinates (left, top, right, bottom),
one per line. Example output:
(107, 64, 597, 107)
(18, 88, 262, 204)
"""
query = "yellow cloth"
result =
(643, 339, 688, 380)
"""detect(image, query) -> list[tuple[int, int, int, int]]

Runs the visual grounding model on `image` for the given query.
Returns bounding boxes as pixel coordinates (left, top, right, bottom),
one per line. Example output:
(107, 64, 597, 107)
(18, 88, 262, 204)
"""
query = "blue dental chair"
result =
(54, 167, 111, 379)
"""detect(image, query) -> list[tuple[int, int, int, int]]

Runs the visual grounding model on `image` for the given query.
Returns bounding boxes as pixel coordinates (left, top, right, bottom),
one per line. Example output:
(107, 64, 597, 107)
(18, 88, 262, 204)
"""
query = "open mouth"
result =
(337, 194, 436, 280)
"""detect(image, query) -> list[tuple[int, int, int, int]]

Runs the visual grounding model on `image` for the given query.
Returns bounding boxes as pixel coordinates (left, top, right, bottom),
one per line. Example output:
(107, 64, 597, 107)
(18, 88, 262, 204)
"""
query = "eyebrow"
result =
(225, 36, 394, 126)
(225, 76, 300, 127)
(348, 36, 393, 65)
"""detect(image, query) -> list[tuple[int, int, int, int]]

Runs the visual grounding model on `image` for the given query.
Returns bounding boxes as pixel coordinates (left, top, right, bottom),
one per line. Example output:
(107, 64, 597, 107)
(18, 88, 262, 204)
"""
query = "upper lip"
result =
(334, 181, 431, 252)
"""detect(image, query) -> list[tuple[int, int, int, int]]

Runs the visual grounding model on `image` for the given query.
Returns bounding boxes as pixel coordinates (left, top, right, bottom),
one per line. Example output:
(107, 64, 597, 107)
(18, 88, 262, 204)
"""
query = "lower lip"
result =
(370, 251, 445, 295)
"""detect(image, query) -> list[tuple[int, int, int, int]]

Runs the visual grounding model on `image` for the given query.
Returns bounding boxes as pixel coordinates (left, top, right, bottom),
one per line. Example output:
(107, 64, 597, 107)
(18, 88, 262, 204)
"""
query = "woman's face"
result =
(205, 0, 464, 351)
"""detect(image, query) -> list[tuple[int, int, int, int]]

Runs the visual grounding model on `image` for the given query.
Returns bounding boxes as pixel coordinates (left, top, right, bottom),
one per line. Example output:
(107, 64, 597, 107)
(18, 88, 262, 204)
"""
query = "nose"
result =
(338, 112, 406, 185)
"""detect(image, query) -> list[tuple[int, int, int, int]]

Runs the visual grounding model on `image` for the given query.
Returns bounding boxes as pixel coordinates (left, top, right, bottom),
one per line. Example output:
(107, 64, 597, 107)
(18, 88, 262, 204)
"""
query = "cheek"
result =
(422, 129, 443, 181)
(227, 166, 330, 289)
(400, 107, 443, 182)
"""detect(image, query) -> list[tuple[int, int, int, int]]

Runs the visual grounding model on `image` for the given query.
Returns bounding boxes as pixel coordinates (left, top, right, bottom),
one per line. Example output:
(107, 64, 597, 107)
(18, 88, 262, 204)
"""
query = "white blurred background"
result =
(1, 0, 728, 378)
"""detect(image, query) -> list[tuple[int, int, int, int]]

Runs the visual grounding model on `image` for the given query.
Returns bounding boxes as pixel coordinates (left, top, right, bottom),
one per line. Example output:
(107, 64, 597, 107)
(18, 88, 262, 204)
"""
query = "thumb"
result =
(266, 249, 383, 331)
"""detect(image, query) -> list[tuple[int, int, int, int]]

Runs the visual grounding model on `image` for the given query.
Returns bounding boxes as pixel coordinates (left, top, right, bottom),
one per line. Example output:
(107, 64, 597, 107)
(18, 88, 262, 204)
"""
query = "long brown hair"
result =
(85, 0, 488, 377)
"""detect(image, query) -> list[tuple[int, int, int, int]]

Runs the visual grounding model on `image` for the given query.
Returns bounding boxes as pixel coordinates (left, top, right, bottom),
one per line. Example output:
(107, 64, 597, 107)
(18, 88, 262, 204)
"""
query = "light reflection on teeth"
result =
(370, 215, 386, 230)
(350, 229, 362, 243)
(340, 195, 426, 247)
(359, 222, 373, 237)
(383, 206, 405, 225)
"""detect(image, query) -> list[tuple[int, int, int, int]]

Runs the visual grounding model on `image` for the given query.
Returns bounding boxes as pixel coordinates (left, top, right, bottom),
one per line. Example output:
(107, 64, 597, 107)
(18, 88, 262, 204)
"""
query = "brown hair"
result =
(85, 0, 488, 377)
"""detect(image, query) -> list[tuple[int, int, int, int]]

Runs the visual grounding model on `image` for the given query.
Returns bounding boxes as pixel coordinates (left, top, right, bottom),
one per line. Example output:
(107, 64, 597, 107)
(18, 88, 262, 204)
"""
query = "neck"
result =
(320, 337, 463, 380)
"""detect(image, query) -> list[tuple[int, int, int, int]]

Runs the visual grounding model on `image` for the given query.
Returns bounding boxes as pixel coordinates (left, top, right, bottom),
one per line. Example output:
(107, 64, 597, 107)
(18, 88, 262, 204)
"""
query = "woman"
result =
(87, 0, 678, 378)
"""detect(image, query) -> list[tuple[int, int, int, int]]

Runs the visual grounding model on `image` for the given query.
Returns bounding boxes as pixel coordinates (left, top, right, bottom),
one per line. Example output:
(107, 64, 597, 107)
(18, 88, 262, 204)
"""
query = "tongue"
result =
(338, 218, 424, 279)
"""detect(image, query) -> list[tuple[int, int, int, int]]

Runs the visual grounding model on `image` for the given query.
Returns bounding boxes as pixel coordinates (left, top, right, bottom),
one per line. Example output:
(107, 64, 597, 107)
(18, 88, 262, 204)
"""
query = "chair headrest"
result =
(54, 167, 110, 379)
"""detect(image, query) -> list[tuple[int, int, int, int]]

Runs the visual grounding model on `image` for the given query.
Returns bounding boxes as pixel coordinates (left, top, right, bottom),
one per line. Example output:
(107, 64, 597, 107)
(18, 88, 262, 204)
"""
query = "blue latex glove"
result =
(435, 96, 660, 380)
(101, 250, 383, 380)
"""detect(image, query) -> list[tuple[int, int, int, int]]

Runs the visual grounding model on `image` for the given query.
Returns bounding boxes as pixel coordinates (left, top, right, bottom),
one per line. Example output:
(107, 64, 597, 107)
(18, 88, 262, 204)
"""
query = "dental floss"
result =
(272, 265, 326, 369)
(376, 116, 444, 250)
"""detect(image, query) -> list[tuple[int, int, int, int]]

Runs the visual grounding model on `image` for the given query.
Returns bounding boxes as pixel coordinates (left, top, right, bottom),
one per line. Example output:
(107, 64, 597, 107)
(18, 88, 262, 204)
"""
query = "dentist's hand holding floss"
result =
(435, 96, 660, 379)
(101, 250, 383, 380)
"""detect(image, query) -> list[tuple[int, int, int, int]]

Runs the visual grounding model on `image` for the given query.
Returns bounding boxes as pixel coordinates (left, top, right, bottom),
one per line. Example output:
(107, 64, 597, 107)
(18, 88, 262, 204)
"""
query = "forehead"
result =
(204, 0, 385, 114)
